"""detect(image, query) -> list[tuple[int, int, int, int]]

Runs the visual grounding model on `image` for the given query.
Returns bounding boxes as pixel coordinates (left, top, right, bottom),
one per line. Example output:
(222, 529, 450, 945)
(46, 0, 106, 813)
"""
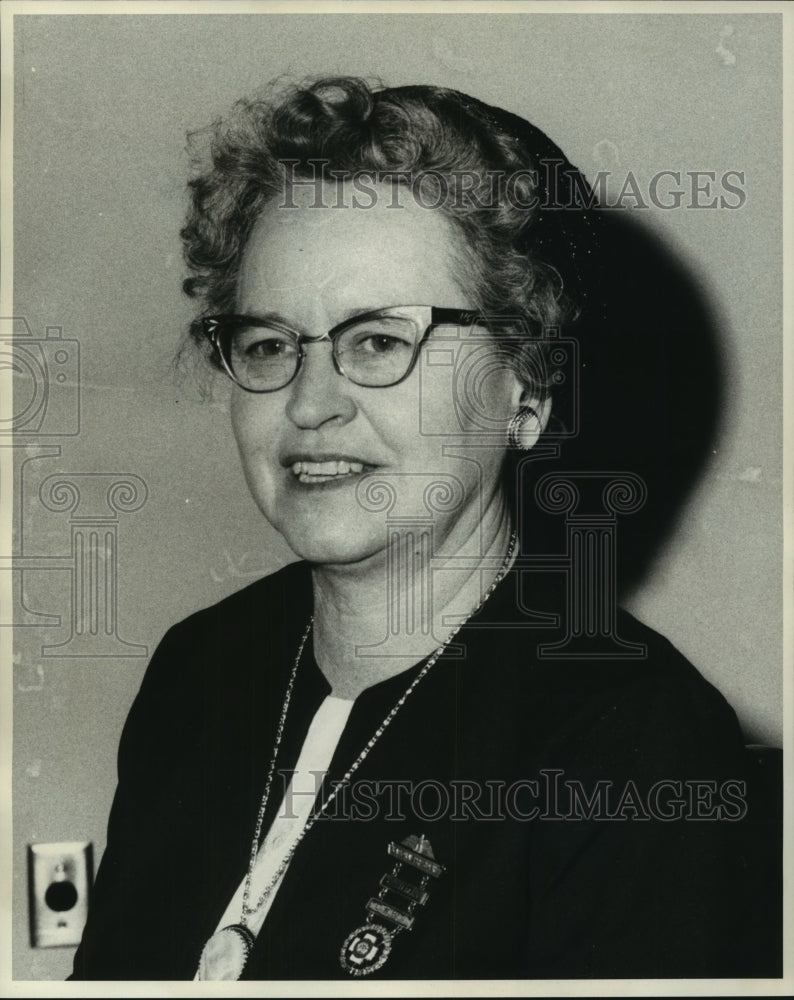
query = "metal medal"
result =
(339, 834, 445, 976)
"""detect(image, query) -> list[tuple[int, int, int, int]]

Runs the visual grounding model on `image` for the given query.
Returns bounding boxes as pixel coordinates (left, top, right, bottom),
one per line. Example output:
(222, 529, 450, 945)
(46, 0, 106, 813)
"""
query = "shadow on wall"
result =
(515, 208, 724, 600)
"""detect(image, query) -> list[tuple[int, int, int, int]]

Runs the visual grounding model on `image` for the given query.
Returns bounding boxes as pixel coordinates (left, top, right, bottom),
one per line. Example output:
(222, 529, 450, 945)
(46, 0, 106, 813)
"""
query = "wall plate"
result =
(27, 841, 93, 948)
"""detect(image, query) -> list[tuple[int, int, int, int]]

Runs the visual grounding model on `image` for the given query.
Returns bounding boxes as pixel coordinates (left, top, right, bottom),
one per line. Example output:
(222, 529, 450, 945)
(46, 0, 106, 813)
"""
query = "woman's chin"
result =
(280, 525, 385, 568)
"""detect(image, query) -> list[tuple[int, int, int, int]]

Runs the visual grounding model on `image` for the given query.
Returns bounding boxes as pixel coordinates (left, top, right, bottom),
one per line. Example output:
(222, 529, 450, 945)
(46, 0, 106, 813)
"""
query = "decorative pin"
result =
(340, 834, 445, 977)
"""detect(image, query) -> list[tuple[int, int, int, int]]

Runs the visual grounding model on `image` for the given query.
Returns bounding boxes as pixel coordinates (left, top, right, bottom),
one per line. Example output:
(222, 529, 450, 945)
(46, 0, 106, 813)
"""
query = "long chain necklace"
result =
(196, 530, 518, 980)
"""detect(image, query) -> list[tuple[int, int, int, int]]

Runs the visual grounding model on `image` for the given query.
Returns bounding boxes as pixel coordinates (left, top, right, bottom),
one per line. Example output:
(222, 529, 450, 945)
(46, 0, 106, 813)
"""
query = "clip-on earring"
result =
(507, 406, 540, 450)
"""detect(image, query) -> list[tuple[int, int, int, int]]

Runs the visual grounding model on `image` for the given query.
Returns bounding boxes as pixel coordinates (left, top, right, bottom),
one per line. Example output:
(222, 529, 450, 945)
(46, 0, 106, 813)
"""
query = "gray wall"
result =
(10, 12, 782, 979)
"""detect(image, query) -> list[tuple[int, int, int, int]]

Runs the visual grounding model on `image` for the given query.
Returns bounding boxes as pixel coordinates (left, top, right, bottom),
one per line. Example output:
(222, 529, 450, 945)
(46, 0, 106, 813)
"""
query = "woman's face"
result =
(231, 182, 525, 566)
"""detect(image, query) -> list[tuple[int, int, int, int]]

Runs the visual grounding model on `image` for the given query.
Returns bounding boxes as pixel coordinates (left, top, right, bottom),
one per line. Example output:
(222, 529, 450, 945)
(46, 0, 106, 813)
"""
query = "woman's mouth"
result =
(291, 459, 367, 484)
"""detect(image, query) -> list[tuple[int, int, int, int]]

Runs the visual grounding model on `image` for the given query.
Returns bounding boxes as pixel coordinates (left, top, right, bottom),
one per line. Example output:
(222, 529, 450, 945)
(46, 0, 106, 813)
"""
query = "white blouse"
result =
(210, 695, 355, 938)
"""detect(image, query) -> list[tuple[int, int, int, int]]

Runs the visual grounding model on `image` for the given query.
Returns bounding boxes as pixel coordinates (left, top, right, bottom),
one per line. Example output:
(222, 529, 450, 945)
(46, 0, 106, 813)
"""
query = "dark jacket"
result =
(71, 560, 773, 980)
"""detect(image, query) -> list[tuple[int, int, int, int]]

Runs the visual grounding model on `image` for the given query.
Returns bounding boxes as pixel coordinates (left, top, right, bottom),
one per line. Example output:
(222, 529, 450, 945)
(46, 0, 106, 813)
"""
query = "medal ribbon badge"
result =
(340, 833, 445, 977)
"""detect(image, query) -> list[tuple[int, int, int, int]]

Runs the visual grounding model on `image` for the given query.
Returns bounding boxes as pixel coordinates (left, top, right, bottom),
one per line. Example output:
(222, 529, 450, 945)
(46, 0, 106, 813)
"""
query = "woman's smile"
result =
(289, 458, 372, 485)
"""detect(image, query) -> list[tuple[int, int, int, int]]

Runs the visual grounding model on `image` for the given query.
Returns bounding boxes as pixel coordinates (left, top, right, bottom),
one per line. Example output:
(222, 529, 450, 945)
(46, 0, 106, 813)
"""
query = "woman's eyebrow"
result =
(337, 305, 389, 321)
(243, 304, 401, 330)
(240, 309, 305, 331)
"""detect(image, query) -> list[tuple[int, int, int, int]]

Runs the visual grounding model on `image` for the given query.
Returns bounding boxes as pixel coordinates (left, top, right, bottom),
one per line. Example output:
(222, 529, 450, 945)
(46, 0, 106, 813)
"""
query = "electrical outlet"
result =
(27, 841, 93, 948)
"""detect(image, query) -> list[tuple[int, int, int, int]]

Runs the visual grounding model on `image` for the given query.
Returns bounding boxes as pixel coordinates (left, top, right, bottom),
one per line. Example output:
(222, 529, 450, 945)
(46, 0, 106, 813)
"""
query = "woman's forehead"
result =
(237, 183, 474, 319)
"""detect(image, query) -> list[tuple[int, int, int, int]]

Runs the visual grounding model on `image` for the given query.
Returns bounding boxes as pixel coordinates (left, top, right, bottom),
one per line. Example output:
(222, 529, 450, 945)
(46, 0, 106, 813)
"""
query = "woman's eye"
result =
(237, 332, 296, 359)
(340, 317, 417, 358)
(250, 339, 288, 357)
(346, 325, 414, 352)
(361, 334, 407, 354)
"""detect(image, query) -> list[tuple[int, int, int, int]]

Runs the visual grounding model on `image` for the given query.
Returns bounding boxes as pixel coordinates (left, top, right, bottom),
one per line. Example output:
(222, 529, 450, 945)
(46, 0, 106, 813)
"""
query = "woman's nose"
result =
(284, 340, 357, 429)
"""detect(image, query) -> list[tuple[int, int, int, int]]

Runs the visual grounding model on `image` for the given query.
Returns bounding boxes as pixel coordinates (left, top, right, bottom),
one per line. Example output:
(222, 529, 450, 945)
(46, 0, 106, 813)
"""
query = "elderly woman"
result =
(71, 78, 765, 981)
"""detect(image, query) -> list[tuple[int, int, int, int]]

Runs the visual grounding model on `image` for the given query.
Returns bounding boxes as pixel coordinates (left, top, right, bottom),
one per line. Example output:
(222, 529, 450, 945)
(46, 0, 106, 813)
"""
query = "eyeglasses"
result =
(202, 305, 480, 393)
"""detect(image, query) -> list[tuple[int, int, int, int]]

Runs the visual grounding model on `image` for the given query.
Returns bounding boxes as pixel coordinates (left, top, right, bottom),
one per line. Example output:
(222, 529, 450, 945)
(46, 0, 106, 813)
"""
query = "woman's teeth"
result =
(291, 460, 365, 483)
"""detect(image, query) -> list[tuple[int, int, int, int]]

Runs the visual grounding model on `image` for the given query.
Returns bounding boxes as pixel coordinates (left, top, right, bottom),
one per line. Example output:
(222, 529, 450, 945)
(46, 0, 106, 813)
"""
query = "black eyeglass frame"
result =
(202, 306, 482, 392)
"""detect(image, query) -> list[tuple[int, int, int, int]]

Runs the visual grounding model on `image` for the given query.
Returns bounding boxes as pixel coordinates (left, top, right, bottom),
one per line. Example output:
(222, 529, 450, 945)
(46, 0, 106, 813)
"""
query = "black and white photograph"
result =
(2, 1, 790, 992)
